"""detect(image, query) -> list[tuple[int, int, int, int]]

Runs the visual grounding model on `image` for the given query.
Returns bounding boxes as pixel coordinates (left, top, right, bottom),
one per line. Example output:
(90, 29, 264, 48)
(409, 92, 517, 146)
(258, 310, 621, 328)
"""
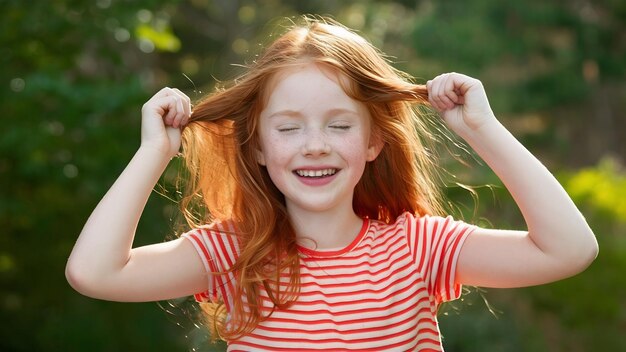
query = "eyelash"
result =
(277, 125, 351, 132)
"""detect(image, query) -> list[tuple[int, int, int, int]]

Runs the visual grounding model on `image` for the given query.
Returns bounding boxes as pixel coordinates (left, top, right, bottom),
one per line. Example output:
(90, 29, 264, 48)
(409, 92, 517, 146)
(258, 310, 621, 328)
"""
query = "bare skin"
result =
(66, 71, 598, 303)
(427, 73, 597, 287)
(66, 87, 207, 301)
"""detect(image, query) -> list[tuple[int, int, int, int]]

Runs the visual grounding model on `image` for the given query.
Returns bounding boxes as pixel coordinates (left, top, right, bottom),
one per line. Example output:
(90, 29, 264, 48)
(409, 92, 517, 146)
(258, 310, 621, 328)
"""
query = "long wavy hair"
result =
(180, 16, 445, 340)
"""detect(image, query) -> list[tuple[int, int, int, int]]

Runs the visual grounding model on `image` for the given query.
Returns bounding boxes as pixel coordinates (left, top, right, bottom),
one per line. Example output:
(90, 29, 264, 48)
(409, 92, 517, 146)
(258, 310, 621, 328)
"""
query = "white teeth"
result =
(296, 169, 337, 177)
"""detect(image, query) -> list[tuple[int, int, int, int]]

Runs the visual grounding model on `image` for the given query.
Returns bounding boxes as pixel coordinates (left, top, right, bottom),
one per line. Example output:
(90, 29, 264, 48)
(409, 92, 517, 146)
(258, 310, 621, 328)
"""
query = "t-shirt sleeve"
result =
(181, 221, 239, 307)
(404, 213, 476, 306)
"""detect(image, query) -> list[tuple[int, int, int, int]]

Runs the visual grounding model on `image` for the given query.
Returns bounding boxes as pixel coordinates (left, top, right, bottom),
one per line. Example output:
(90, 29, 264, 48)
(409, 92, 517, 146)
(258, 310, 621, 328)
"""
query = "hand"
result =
(140, 87, 191, 158)
(427, 73, 496, 137)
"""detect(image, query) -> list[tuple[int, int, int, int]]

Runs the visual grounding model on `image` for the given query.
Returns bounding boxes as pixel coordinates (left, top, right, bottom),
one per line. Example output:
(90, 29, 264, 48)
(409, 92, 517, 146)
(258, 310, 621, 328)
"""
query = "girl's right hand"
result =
(140, 87, 191, 158)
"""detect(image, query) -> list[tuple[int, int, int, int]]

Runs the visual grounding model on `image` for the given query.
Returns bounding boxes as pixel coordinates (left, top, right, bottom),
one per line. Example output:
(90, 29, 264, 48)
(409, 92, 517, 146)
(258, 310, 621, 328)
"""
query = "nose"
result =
(301, 129, 331, 157)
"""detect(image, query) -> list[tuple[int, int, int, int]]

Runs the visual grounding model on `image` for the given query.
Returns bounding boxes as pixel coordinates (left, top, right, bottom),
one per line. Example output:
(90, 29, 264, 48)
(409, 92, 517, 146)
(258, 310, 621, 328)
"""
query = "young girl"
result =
(66, 17, 598, 351)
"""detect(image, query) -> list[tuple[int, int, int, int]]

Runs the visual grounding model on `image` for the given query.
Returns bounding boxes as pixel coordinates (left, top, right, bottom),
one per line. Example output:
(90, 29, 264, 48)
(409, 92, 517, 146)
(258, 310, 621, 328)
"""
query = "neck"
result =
(287, 206, 363, 250)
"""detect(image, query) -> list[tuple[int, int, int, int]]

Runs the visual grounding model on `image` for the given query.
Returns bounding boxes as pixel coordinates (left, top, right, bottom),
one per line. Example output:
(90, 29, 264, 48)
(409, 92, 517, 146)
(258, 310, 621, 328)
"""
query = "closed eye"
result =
(330, 125, 351, 130)
(277, 126, 299, 132)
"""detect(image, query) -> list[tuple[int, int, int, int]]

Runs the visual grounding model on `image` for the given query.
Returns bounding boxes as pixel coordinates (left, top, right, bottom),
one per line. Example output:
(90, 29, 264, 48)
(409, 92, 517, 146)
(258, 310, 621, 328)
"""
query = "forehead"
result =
(261, 63, 365, 116)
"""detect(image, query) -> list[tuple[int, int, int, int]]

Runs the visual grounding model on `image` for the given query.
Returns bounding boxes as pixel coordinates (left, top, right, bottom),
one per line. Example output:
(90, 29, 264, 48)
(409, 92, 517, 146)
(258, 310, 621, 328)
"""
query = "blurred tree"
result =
(1, 0, 624, 351)
(0, 0, 187, 350)
(408, 0, 626, 167)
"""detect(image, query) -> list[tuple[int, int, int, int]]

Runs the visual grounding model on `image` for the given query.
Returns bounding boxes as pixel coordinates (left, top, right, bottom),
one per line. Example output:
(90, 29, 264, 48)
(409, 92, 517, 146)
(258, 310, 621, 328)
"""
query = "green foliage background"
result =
(1, 0, 624, 351)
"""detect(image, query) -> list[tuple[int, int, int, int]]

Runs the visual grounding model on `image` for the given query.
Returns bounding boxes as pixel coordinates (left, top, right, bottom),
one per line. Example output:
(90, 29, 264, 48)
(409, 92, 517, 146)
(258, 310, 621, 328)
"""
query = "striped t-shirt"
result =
(183, 212, 475, 351)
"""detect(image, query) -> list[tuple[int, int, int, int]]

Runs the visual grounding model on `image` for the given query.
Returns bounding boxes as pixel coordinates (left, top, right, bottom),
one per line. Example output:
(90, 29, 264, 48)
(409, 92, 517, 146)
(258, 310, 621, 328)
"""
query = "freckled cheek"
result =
(333, 135, 371, 165)
(261, 136, 297, 164)
(344, 149, 369, 166)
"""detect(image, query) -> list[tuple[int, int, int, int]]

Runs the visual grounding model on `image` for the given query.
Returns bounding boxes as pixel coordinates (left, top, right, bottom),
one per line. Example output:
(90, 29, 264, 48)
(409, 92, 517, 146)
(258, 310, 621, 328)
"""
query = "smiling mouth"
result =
(295, 168, 338, 178)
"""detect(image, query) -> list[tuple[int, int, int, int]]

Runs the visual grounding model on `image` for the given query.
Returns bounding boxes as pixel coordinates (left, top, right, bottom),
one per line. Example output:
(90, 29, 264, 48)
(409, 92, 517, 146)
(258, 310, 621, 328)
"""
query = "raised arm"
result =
(427, 73, 598, 288)
(66, 88, 207, 302)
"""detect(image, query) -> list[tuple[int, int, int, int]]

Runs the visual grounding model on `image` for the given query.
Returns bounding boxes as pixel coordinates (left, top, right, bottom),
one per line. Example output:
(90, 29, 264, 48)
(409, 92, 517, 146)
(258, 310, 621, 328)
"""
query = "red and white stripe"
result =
(183, 212, 475, 351)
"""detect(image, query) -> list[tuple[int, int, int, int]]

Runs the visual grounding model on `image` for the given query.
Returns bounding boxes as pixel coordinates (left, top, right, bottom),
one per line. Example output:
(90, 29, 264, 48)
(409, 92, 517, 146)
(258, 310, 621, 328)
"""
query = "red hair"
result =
(180, 16, 444, 340)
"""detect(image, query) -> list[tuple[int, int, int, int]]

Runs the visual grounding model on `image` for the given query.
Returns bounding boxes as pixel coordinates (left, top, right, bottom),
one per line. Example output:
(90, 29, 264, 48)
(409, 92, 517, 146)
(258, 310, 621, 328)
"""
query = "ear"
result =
(366, 132, 384, 162)
(255, 147, 266, 165)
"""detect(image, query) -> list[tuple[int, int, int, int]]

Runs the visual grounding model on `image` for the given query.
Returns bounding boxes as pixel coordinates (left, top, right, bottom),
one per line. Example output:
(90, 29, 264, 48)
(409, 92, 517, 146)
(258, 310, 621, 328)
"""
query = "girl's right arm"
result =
(66, 88, 208, 302)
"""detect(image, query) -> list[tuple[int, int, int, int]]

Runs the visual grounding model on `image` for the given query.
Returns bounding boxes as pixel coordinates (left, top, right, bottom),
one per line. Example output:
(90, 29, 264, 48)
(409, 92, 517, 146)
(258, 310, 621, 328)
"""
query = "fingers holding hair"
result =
(170, 88, 192, 128)
(427, 73, 496, 133)
(427, 73, 465, 112)
(159, 88, 191, 129)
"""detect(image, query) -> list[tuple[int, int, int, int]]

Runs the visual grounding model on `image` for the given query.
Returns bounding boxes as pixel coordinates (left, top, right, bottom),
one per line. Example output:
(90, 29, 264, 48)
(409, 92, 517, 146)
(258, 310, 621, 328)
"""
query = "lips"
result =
(294, 168, 338, 178)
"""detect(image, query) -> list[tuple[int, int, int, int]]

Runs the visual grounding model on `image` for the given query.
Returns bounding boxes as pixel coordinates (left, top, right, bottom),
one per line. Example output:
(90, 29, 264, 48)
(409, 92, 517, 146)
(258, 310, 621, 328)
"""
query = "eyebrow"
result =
(266, 108, 359, 119)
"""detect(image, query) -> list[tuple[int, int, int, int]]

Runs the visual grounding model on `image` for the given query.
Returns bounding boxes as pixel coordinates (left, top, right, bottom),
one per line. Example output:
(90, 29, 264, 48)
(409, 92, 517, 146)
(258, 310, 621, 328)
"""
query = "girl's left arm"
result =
(427, 73, 598, 288)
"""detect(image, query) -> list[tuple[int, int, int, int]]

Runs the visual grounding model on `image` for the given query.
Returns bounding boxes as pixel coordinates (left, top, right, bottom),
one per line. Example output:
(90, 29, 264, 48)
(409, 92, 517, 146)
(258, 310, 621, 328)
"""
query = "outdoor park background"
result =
(1, 0, 625, 351)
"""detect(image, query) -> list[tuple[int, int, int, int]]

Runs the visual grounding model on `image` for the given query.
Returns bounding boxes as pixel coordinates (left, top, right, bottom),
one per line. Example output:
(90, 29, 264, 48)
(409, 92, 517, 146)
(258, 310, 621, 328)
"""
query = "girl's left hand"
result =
(427, 73, 497, 136)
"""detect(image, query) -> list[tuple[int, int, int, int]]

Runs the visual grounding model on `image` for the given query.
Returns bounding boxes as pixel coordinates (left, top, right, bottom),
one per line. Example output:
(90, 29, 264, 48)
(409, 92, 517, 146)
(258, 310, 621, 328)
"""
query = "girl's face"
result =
(256, 63, 382, 216)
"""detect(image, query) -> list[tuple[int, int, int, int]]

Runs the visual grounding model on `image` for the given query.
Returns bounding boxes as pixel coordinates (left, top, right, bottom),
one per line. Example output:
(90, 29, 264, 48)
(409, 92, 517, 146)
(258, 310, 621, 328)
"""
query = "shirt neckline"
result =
(297, 218, 370, 257)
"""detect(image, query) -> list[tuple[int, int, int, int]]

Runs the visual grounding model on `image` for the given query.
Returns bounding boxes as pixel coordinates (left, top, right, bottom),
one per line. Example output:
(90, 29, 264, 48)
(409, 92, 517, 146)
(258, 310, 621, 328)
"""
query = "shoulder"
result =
(379, 212, 476, 246)
(180, 219, 242, 272)
(367, 212, 456, 244)
(181, 219, 241, 254)
(375, 211, 468, 231)
(183, 218, 239, 238)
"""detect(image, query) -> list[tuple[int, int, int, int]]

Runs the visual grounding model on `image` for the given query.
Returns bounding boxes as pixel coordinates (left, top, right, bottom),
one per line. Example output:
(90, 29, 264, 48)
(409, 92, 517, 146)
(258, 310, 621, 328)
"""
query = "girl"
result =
(66, 17, 598, 351)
